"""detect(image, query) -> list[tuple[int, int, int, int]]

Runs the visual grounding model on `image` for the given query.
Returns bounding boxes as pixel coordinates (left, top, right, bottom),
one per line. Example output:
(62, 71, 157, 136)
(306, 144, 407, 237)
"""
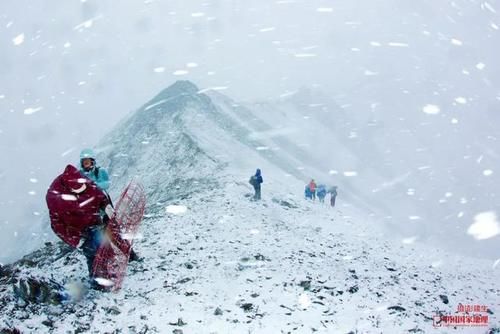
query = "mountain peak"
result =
(150, 80, 200, 104)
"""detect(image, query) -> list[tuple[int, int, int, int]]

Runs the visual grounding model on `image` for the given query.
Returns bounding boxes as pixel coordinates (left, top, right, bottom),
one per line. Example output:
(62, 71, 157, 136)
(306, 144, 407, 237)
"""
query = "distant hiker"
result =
(249, 168, 263, 200)
(304, 185, 313, 200)
(317, 184, 327, 203)
(79, 148, 140, 262)
(329, 186, 338, 207)
(46, 164, 112, 289)
(308, 179, 317, 201)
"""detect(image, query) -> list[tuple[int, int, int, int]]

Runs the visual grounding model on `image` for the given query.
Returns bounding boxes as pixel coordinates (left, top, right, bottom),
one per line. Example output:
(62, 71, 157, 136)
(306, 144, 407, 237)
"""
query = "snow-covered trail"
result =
(1, 172, 498, 333)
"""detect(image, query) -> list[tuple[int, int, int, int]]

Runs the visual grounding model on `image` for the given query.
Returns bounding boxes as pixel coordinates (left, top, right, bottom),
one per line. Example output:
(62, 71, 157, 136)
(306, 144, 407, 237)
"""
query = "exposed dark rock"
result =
(176, 277, 191, 284)
(0, 328, 22, 334)
(271, 198, 298, 209)
(214, 307, 223, 316)
(280, 304, 294, 312)
(348, 285, 358, 294)
(42, 318, 54, 327)
(299, 281, 311, 291)
(104, 306, 121, 315)
(387, 306, 406, 312)
(169, 318, 187, 326)
(241, 303, 254, 312)
(254, 254, 266, 261)
(439, 295, 449, 304)
(74, 322, 91, 334)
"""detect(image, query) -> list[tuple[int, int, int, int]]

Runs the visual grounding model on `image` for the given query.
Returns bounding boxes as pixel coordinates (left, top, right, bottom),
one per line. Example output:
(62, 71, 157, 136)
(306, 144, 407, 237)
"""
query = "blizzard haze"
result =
(0, 0, 499, 264)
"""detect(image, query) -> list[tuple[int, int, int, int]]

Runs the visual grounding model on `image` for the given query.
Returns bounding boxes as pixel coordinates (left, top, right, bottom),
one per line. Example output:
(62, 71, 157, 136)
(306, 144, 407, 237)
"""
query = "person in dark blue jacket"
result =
(249, 168, 263, 200)
(317, 184, 327, 203)
(329, 186, 338, 207)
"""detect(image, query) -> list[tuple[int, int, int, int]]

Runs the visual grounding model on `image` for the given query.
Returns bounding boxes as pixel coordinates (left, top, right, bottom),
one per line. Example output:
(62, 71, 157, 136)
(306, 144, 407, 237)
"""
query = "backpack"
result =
(249, 175, 257, 186)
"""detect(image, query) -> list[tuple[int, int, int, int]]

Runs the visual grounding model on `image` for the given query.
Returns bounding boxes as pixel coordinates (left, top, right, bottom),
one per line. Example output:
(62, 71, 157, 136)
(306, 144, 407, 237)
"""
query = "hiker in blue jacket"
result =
(304, 185, 313, 200)
(79, 148, 110, 191)
(317, 184, 327, 203)
(249, 168, 263, 200)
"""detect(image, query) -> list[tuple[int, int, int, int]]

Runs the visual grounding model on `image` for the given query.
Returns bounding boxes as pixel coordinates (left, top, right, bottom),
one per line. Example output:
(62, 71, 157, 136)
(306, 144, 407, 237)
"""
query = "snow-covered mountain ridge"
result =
(0, 81, 498, 333)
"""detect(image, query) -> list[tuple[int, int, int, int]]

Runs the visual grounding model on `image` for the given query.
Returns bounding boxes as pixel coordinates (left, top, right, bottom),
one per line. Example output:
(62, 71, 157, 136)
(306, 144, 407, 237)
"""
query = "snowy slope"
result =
(0, 175, 498, 333)
(233, 87, 500, 260)
(0, 81, 498, 333)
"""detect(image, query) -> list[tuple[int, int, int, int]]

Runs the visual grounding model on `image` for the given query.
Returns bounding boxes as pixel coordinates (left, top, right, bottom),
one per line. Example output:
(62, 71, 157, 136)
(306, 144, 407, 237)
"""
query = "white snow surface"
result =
(1, 175, 498, 333)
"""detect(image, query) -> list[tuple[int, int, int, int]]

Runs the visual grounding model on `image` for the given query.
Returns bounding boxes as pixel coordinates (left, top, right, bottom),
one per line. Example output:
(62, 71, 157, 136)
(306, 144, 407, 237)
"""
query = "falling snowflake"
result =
(24, 107, 43, 115)
(422, 104, 440, 115)
(166, 205, 188, 215)
(12, 34, 24, 45)
(94, 278, 114, 287)
(483, 169, 493, 176)
(467, 211, 499, 240)
(402, 236, 418, 244)
(173, 70, 189, 76)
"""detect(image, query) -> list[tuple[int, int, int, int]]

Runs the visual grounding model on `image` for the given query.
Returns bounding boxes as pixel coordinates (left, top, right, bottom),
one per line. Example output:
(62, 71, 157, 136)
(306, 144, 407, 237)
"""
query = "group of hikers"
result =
(305, 179, 338, 207)
(19, 150, 338, 301)
(248, 169, 338, 208)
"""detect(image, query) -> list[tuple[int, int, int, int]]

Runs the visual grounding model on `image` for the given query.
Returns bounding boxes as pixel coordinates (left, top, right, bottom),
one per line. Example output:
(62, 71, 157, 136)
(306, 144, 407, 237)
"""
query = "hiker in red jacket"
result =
(308, 179, 317, 201)
(46, 164, 111, 281)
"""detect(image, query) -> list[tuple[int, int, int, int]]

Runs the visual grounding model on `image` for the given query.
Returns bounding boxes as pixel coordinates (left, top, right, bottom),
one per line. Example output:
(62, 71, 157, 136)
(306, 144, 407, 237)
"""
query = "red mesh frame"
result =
(92, 181, 146, 291)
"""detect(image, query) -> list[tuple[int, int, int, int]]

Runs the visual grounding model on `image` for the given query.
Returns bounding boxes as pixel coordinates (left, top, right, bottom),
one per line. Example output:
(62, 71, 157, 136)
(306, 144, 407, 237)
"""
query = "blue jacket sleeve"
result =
(96, 168, 110, 191)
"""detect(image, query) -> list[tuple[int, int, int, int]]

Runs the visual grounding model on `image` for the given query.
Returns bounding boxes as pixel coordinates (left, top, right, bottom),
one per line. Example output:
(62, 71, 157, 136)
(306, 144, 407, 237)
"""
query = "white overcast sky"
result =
(0, 0, 499, 263)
